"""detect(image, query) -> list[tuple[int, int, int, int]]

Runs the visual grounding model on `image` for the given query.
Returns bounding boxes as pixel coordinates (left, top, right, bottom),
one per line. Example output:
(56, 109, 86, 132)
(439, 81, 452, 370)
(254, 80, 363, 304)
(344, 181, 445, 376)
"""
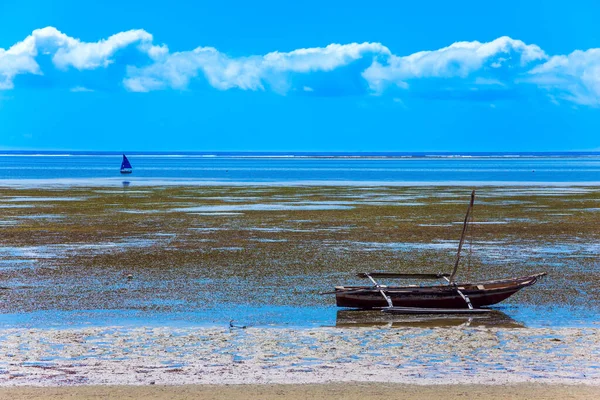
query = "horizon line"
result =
(1, 150, 600, 158)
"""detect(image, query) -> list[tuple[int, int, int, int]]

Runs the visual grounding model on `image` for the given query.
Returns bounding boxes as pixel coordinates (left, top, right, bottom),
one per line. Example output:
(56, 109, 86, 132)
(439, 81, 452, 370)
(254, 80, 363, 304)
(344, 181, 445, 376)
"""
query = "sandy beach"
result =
(2, 383, 600, 400)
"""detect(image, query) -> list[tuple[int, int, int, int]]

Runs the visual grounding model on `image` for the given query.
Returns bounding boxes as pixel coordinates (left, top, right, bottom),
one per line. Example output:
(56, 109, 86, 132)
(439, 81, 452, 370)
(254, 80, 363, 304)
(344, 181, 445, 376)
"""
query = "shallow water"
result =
(0, 303, 597, 331)
(1, 154, 600, 186)
(172, 203, 355, 212)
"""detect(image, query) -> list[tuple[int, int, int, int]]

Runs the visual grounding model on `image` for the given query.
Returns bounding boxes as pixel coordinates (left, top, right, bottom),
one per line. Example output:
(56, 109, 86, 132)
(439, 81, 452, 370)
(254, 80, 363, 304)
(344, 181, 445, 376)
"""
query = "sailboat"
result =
(120, 154, 133, 174)
(325, 191, 546, 314)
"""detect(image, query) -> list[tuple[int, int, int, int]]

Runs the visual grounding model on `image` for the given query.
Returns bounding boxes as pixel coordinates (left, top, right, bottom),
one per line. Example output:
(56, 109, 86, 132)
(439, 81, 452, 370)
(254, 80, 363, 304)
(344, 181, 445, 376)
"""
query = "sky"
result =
(1, 0, 600, 152)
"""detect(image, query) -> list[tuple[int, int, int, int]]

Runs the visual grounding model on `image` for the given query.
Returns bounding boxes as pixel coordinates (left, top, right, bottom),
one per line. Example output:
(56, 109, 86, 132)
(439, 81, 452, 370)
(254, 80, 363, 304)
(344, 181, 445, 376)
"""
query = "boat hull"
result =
(335, 273, 545, 309)
(120, 169, 132, 174)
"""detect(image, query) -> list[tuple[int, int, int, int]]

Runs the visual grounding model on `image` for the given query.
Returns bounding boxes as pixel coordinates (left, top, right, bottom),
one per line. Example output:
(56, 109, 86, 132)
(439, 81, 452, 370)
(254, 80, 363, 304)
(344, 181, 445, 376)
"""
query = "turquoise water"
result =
(1, 153, 600, 185)
(0, 305, 596, 330)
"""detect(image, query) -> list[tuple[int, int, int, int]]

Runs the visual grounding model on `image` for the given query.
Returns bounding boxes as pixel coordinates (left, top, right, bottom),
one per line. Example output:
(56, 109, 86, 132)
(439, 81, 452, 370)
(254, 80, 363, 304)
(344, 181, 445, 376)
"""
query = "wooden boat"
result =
(328, 190, 546, 314)
(335, 273, 545, 310)
(120, 154, 133, 174)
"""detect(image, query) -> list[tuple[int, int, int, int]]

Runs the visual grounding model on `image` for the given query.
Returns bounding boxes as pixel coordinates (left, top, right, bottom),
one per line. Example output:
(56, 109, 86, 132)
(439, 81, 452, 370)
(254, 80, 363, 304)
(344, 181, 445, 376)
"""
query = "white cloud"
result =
(1, 26, 600, 107)
(0, 41, 41, 89)
(0, 26, 164, 89)
(362, 36, 547, 93)
(528, 48, 600, 106)
(52, 29, 158, 70)
(124, 42, 390, 93)
(474, 77, 505, 86)
(124, 46, 265, 92)
(70, 86, 94, 92)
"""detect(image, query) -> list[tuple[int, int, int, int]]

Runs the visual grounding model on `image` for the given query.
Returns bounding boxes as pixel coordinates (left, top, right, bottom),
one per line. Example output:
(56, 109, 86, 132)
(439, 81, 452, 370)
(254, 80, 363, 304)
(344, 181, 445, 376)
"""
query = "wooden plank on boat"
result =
(382, 306, 492, 315)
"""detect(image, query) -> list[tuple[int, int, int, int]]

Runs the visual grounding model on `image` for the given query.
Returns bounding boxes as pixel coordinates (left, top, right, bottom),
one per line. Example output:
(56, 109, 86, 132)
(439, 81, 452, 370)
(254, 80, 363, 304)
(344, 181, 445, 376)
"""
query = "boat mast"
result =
(449, 190, 475, 284)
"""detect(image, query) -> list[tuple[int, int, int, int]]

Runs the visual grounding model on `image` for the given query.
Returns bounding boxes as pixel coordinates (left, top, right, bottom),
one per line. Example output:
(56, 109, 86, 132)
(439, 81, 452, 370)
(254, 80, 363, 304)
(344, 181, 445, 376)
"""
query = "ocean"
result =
(1, 152, 600, 185)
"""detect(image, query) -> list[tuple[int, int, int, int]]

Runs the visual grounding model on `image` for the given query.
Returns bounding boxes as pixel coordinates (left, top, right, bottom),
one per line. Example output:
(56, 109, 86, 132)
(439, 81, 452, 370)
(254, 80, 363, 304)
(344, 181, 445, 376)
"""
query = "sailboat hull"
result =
(120, 169, 132, 174)
(335, 273, 545, 309)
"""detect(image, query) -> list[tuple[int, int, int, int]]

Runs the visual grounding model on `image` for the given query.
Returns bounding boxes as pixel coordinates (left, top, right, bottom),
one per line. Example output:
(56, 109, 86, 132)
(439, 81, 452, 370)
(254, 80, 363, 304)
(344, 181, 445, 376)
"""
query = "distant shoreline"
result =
(1, 151, 600, 159)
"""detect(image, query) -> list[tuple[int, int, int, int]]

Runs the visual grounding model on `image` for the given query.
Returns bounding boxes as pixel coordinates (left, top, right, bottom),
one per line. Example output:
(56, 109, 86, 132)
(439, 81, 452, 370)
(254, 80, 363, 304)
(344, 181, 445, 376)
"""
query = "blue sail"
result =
(120, 154, 133, 173)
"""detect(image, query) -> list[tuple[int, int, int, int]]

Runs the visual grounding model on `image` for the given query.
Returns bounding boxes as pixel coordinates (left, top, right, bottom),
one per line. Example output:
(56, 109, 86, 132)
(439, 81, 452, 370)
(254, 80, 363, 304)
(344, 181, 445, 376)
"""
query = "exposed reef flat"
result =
(1, 185, 599, 316)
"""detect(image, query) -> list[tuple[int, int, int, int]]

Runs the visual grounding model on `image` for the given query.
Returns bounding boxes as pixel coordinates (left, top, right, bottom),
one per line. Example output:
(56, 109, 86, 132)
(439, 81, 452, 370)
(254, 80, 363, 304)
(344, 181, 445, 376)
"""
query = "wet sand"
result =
(2, 383, 599, 400)
(1, 326, 598, 386)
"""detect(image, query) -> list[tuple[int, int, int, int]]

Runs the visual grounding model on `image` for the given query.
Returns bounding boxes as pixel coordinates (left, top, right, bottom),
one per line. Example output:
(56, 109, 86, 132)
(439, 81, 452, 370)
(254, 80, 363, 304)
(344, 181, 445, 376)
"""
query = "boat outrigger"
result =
(327, 190, 546, 314)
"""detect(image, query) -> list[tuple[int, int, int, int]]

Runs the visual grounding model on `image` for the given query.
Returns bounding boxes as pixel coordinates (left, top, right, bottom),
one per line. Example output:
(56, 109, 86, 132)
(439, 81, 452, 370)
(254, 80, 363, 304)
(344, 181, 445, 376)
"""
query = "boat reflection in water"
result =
(335, 309, 524, 329)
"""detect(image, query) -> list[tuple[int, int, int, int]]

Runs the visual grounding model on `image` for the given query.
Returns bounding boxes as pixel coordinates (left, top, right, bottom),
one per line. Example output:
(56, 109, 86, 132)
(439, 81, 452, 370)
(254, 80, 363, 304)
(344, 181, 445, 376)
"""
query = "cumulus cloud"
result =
(0, 26, 164, 89)
(123, 42, 389, 93)
(1, 26, 600, 106)
(0, 42, 40, 89)
(528, 49, 600, 106)
(361, 36, 547, 93)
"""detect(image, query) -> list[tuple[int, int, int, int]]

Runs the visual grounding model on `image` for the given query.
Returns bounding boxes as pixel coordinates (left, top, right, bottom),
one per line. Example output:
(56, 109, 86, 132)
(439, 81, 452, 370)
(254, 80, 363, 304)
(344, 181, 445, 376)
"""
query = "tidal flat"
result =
(1, 326, 599, 385)
(0, 185, 599, 386)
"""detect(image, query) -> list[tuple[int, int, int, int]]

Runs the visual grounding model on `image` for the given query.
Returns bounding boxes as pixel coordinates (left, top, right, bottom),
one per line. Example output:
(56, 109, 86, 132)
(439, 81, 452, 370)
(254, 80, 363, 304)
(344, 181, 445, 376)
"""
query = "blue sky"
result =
(1, 0, 600, 152)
